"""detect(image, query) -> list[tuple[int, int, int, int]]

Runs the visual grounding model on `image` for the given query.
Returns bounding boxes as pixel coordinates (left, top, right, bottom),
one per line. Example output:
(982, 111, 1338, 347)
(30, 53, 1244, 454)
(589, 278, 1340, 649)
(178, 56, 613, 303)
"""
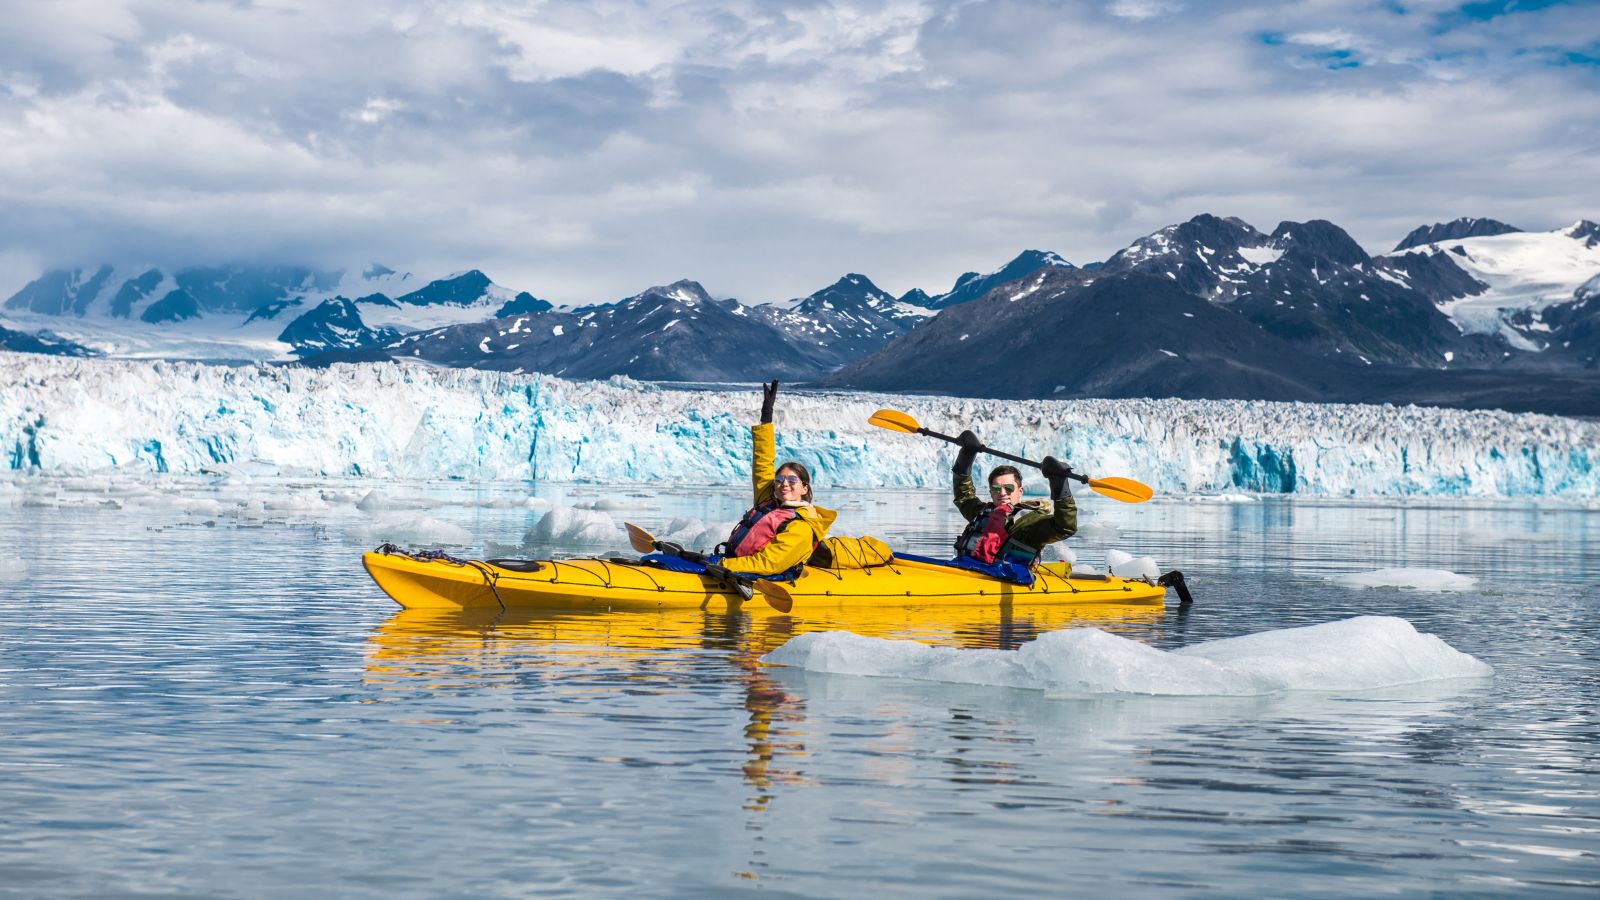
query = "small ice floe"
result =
(0, 559, 28, 581)
(266, 489, 331, 512)
(573, 498, 652, 512)
(1459, 528, 1558, 545)
(1106, 549, 1160, 579)
(1076, 521, 1121, 540)
(178, 498, 224, 517)
(357, 489, 427, 512)
(524, 496, 552, 510)
(1041, 543, 1077, 565)
(348, 512, 473, 546)
(319, 489, 365, 505)
(524, 506, 621, 545)
(655, 516, 732, 551)
(1330, 568, 1478, 592)
(761, 616, 1492, 696)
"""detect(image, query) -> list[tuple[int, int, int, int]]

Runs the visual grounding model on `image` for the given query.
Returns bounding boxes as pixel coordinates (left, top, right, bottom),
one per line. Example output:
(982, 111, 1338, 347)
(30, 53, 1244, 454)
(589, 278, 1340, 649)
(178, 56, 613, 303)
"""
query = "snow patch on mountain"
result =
(1390, 224, 1600, 338)
(3, 354, 1596, 499)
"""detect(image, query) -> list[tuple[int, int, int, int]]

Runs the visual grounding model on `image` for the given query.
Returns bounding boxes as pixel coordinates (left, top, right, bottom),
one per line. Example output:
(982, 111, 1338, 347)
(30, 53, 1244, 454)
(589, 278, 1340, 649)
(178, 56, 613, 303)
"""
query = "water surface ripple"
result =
(2, 479, 1597, 896)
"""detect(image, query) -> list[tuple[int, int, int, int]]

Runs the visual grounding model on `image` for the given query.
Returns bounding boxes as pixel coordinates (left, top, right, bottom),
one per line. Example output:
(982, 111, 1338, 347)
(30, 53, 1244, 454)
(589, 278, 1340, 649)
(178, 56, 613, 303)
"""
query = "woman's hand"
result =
(760, 380, 780, 424)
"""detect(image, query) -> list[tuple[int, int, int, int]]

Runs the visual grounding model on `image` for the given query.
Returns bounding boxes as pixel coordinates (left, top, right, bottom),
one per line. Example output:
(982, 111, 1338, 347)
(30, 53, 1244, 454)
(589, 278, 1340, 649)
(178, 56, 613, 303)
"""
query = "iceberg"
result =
(2, 353, 1598, 498)
(760, 616, 1494, 696)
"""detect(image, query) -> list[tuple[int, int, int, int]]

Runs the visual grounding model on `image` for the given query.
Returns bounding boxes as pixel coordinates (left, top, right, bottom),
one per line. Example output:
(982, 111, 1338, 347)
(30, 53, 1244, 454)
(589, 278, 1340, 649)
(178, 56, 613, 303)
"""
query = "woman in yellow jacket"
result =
(719, 381, 836, 578)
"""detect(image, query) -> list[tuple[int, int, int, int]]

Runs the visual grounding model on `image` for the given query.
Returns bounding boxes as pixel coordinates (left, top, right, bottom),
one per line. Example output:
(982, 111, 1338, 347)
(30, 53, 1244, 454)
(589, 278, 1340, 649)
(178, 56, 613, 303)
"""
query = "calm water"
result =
(1, 476, 1597, 897)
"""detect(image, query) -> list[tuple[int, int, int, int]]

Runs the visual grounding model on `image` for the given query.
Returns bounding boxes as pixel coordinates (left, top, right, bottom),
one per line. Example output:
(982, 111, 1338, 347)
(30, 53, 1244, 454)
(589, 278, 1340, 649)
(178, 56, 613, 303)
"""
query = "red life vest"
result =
(725, 502, 799, 558)
(955, 503, 1043, 567)
(968, 503, 1011, 563)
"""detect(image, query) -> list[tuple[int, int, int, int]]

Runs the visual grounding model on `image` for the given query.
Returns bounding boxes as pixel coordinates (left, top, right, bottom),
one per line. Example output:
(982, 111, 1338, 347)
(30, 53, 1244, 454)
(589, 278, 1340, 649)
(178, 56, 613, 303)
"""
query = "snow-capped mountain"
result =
(390, 278, 838, 379)
(825, 213, 1600, 412)
(0, 325, 96, 357)
(1095, 214, 1498, 367)
(386, 277, 898, 381)
(743, 274, 930, 367)
(0, 264, 549, 360)
(1380, 221, 1600, 360)
(922, 250, 1076, 310)
(1392, 217, 1523, 253)
(6, 211, 1597, 408)
(5, 353, 1597, 499)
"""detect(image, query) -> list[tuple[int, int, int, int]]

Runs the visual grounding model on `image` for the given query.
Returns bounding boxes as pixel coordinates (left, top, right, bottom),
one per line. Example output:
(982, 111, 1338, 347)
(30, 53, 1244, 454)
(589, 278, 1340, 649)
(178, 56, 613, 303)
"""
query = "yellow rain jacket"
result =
(721, 422, 837, 577)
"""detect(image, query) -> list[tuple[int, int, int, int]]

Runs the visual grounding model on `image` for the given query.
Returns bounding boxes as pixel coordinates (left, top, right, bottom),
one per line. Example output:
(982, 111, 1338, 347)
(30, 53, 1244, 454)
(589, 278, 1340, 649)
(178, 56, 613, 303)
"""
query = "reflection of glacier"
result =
(4, 354, 1597, 498)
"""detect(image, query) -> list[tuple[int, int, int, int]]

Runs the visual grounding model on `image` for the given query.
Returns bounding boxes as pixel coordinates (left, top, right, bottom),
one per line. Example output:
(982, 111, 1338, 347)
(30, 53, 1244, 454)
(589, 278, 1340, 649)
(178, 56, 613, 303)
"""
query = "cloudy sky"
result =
(2, 0, 1597, 305)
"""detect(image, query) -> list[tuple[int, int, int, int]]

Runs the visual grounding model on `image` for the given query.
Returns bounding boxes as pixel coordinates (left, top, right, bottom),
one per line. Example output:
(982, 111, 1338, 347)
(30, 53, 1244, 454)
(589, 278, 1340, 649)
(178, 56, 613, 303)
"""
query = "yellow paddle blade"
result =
(755, 580, 794, 614)
(1087, 476, 1154, 504)
(624, 522, 657, 554)
(868, 408, 921, 433)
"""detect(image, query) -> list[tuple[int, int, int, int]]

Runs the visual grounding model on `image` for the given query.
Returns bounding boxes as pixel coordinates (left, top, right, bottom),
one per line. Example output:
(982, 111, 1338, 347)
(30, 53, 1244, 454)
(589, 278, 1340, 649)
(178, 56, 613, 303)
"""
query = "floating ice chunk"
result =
(267, 489, 331, 512)
(0, 559, 28, 580)
(574, 498, 652, 512)
(1106, 549, 1159, 579)
(1330, 568, 1478, 592)
(1459, 528, 1558, 545)
(1175, 615, 1493, 690)
(1041, 543, 1077, 565)
(525, 506, 622, 545)
(524, 496, 552, 510)
(319, 489, 364, 505)
(1076, 521, 1121, 540)
(656, 516, 732, 551)
(762, 616, 1491, 696)
(358, 489, 421, 512)
(179, 498, 223, 517)
(348, 512, 473, 546)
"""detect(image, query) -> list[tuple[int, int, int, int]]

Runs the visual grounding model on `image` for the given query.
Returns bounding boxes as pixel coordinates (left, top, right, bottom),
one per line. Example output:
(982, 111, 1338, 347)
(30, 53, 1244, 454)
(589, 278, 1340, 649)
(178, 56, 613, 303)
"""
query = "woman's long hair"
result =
(776, 461, 813, 503)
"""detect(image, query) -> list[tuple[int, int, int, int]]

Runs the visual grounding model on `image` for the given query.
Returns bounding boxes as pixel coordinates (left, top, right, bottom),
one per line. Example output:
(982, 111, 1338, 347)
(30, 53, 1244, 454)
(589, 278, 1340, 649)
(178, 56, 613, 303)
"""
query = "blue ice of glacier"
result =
(2, 353, 1597, 498)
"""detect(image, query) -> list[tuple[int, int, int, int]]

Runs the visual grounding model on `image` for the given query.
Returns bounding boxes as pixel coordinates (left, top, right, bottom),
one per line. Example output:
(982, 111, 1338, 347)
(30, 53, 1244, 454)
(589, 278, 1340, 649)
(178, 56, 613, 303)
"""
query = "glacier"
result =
(2, 352, 1597, 498)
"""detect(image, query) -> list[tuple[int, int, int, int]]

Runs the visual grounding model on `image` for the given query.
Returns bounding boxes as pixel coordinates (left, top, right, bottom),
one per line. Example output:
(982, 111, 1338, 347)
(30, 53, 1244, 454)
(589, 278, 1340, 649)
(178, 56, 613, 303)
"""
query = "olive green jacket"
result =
(953, 472, 1077, 551)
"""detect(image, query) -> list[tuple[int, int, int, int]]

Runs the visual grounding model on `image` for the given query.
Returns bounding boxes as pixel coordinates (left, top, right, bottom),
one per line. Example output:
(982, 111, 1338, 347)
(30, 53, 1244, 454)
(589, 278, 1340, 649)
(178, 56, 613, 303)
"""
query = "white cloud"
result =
(0, 0, 1597, 305)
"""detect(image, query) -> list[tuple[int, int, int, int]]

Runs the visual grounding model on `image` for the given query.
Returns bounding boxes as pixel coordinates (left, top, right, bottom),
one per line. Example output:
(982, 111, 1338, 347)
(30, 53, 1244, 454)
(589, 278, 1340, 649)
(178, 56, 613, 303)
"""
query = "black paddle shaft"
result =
(652, 540, 754, 601)
(917, 427, 1090, 485)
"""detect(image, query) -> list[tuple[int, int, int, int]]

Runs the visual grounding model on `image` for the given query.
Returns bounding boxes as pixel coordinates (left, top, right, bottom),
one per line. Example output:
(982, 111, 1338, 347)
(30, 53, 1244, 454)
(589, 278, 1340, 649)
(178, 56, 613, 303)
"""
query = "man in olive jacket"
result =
(951, 430, 1077, 565)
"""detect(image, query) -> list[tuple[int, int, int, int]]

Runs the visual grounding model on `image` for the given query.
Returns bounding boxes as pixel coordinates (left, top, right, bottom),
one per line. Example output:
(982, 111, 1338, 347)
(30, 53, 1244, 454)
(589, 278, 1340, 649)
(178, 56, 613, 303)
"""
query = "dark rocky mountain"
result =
(495, 291, 552, 318)
(747, 274, 927, 367)
(389, 279, 837, 381)
(822, 214, 1600, 413)
(278, 298, 403, 355)
(110, 269, 164, 318)
(139, 288, 202, 324)
(391, 269, 550, 318)
(1098, 214, 1496, 367)
(386, 274, 928, 381)
(1393, 217, 1523, 252)
(0, 326, 97, 357)
(5, 264, 341, 319)
(1569, 220, 1600, 248)
(820, 267, 1600, 414)
(244, 297, 306, 323)
(1526, 273, 1600, 369)
(821, 270, 1351, 401)
(923, 250, 1074, 310)
(4, 266, 114, 316)
(169, 266, 341, 313)
(898, 288, 933, 306)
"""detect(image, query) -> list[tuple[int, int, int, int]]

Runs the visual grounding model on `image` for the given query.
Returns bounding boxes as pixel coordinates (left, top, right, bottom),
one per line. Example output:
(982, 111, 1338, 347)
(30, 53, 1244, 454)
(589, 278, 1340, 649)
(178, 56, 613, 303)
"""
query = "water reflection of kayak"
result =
(362, 548, 1170, 613)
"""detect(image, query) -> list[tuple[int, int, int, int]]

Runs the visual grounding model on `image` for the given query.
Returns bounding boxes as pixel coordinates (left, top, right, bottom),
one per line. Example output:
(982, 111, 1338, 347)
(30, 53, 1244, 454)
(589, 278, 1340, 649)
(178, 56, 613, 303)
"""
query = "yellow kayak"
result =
(362, 547, 1172, 612)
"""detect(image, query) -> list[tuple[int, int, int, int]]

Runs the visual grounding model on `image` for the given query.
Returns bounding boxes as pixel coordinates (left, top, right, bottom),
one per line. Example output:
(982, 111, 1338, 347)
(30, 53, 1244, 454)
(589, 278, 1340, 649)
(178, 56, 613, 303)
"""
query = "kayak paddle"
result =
(623, 522, 792, 613)
(867, 408, 1154, 503)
